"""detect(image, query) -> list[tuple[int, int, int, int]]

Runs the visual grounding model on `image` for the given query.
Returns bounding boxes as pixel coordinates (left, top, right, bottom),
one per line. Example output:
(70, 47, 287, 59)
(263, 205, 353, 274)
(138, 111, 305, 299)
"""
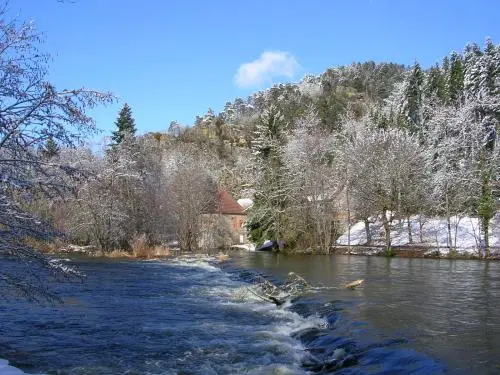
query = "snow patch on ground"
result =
(337, 214, 500, 255)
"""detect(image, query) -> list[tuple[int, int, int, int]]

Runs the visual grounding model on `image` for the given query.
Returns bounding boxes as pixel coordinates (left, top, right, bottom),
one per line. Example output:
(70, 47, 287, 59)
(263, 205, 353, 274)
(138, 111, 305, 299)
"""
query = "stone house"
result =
(199, 190, 248, 249)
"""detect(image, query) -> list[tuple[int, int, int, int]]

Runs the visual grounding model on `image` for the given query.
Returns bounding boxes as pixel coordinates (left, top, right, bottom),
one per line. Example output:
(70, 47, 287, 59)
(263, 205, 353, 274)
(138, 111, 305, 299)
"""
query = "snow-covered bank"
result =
(336, 214, 500, 256)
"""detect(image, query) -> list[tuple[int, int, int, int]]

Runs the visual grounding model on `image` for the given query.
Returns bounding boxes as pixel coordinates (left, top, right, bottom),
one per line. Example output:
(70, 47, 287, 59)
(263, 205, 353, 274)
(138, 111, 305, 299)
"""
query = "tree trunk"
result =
(346, 187, 351, 249)
(364, 219, 372, 245)
(407, 216, 413, 244)
(482, 216, 490, 258)
(446, 216, 452, 249)
(419, 214, 424, 243)
(445, 190, 452, 249)
(478, 167, 493, 258)
(453, 216, 462, 251)
(382, 208, 391, 252)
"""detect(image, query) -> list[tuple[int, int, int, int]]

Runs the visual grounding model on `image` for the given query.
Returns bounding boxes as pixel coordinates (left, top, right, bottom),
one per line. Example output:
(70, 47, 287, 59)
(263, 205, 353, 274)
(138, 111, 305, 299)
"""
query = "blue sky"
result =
(11, 0, 500, 143)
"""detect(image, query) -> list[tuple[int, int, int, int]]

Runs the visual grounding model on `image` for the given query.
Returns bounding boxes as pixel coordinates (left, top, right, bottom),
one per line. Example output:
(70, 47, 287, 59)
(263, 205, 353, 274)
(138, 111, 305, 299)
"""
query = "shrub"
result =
(384, 247, 397, 257)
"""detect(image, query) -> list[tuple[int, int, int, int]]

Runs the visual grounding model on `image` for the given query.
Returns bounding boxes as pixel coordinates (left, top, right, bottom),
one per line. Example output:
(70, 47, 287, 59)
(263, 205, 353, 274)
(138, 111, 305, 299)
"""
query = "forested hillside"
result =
(46, 41, 500, 255)
(6, 37, 500, 266)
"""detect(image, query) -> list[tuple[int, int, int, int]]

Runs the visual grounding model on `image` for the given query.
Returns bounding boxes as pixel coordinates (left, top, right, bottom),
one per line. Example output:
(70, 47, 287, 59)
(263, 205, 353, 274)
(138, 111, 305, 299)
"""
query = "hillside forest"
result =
(56, 40, 500, 255)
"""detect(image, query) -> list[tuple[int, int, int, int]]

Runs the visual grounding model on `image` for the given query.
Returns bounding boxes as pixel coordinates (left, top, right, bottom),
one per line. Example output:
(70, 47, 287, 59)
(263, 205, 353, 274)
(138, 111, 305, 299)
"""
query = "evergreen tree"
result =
(247, 105, 289, 249)
(463, 43, 483, 99)
(423, 65, 447, 126)
(446, 51, 465, 105)
(402, 62, 424, 134)
(213, 113, 227, 159)
(424, 64, 446, 104)
(442, 56, 450, 74)
(478, 39, 500, 99)
(42, 136, 60, 158)
(111, 103, 137, 145)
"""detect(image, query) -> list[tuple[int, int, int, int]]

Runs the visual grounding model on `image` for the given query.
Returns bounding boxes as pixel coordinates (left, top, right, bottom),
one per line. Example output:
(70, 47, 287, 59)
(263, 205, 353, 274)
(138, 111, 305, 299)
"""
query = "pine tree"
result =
(463, 43, 483, 99)
(446, 51, 465, 105)
(42, 136, 60, 158)
(247, 105, 289, 249)
(213, 114, 227, 159)
(402, 62, 424, 134)
(442, 56, 450, 74)
(423, 65, 447, 126)
(478, 39, 500, 99)
(111, 103, 137, 145)
(424, 64, 446, 104)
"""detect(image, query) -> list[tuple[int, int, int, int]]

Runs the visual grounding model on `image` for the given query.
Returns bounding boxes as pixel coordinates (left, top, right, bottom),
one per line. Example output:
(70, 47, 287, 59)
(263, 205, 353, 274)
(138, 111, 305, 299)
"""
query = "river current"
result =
(1, 253, 499, 374)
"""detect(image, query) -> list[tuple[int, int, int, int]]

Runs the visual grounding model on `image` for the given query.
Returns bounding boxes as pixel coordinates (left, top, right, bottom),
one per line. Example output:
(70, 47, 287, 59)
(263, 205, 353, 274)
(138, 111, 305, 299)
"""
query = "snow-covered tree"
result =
(132, 135, 173, 244)
(0, 10, 113, 300)
(462, 40, 500, 255)
(284, 108, 344, 252)
(342, 116, 427, 251)
(165, 150, 218, 252)
(67, 138, 141, 251)
(402, 62, 425, 134)
(247, 105, 291, 248)
(426, 97, 499, 255)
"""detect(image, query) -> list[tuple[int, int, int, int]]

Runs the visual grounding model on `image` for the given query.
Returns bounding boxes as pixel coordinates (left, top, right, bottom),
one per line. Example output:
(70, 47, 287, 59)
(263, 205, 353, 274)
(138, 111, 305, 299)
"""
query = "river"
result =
(0, 253, 499, 374)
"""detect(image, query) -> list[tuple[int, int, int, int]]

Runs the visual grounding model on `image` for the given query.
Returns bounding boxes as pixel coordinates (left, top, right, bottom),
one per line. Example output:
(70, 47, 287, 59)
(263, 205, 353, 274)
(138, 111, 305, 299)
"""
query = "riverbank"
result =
(50, 244, 500, 261)
(331, 244, 500, 260)
(50, 246, 235, 264)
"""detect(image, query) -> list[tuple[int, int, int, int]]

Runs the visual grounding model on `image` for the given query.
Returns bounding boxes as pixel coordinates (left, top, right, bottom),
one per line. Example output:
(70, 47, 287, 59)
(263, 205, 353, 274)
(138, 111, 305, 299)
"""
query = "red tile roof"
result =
(217, 190, 246, 215)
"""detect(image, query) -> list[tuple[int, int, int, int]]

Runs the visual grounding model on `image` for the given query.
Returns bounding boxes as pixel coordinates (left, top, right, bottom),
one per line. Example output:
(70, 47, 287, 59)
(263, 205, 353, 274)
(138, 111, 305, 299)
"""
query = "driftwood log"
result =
(252, 272, 310, 306)
(344, 279, 364, 289)
(251, 274, 364, 306)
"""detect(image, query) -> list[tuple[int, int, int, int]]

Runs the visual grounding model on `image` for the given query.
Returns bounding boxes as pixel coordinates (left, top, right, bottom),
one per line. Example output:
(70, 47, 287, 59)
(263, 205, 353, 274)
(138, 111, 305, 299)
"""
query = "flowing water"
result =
(1, 253, 499, 374)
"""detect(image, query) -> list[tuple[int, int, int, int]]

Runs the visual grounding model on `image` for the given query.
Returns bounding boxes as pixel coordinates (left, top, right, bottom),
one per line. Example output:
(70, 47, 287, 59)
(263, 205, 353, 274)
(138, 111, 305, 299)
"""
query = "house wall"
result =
(199, 213, 248, 249)
(228, 214, 247, 243)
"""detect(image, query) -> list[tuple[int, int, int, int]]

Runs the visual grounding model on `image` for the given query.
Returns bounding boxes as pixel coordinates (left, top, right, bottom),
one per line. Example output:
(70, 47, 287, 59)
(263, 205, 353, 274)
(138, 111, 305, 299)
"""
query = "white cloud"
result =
(234, 51, 301, 88)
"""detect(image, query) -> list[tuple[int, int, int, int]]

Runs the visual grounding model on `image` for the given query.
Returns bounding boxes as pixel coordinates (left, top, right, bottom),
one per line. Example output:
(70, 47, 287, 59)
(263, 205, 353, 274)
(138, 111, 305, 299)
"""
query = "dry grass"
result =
(95, 250, 133, 258)
(150, 245, 171, 257)
(23, 233, 172, 260)
(23, 237, 64, 254)
(131, 234, 151, 258)
(217, 253, 230, 262)
(131, 234, 171, 259)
